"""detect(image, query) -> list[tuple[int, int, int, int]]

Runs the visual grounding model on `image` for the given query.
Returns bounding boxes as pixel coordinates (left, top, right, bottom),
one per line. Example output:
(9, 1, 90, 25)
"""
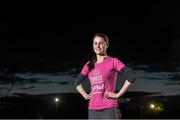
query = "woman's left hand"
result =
(104, 91, 119, 99)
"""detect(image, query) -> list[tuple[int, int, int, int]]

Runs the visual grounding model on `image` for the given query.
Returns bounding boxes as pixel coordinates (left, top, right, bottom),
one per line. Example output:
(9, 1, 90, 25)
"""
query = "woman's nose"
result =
(97, 44, 101, 48)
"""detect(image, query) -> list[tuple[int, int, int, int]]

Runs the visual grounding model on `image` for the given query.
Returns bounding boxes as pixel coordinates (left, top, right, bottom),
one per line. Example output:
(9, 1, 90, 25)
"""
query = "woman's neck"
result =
(96, 54, 107, 63)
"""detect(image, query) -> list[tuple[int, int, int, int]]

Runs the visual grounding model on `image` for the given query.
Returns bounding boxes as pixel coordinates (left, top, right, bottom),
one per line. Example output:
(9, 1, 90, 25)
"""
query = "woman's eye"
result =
(93, 42, 105, 46)
(100, 42, 104, 45)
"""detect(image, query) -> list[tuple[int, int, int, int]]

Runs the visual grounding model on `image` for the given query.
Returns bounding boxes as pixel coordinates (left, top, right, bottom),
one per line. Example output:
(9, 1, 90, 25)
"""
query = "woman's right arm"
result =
(75, 74, 91, 100)
(76, 84, 92, 100)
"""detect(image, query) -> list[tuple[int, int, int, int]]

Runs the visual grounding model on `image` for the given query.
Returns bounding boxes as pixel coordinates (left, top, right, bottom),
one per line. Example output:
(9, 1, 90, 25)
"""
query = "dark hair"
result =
(88, 33, 109, 71)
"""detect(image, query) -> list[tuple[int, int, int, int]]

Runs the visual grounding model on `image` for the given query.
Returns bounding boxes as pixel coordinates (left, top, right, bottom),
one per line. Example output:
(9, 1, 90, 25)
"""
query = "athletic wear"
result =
(74, 74, 86, 88)
(117, 67, 136, 84)
(75, 56, 136, 119)
(88, 107, 121, 119)
(81, 56, 126, 110)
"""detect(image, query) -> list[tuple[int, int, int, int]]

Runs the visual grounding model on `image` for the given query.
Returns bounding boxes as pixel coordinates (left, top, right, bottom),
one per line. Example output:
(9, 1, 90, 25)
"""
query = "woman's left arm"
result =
(104, 80, 131, 98)
(104, 67, 136, 99)
(116, 80, 132, 98)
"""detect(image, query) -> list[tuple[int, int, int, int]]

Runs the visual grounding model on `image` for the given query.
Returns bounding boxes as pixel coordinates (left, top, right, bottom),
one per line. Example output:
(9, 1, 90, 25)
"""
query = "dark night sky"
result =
(1, 1, 180, 63)
(0, 1, 180, 99)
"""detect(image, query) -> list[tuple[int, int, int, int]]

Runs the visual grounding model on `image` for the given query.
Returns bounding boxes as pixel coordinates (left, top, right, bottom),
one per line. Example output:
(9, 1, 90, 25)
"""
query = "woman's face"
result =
(93, 36, 108, 55)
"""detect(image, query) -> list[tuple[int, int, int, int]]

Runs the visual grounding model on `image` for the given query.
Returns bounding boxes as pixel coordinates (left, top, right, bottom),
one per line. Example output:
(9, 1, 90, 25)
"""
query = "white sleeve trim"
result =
(126, 80, 133, 85)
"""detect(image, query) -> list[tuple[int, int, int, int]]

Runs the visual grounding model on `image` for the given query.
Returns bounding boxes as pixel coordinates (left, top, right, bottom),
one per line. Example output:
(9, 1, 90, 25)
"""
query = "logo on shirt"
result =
(90, 69, 103, 84)
(90, 69, 104, 94)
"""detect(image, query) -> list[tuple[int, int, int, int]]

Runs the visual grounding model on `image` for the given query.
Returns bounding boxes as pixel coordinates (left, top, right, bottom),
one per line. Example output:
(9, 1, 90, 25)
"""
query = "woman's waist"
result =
(88, 98, 118, 109)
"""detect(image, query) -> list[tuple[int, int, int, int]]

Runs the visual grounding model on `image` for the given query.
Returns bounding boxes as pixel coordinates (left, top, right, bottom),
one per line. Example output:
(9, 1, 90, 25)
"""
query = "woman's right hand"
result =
(76, 84, 92, 100)
(83, 93, 92, 100)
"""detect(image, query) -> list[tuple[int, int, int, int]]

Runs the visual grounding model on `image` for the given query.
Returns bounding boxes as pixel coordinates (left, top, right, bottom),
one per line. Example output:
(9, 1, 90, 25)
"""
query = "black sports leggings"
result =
(88, 107, 121, 119)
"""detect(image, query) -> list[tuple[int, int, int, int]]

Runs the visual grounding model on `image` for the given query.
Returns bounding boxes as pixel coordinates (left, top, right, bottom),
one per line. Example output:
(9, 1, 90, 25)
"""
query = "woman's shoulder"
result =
(108, 56, 125, 64)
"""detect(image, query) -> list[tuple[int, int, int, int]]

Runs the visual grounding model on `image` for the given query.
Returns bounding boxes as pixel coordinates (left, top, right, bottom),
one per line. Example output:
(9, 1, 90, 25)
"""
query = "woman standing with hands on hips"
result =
(75, 33, 136, 119)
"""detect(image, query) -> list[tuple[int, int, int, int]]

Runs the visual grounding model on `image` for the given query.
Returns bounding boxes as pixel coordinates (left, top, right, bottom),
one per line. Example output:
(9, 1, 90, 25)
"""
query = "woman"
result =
(75, 33, 136, 119)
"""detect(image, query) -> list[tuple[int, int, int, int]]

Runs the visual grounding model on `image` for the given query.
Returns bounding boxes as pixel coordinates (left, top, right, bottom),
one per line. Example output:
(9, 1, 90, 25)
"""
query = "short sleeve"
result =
(80, 61, 90, 76)
(113, 58, 125, 71)
(118, 67, 136, 84)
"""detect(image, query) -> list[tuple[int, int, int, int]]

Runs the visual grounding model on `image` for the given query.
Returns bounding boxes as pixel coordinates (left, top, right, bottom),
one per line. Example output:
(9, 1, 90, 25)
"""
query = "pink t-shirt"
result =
(81, 56, 125, 110)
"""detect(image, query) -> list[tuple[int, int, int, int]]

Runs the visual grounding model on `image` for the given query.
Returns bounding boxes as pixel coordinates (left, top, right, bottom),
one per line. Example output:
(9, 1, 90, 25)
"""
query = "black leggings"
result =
(88, 107, 121, 119)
